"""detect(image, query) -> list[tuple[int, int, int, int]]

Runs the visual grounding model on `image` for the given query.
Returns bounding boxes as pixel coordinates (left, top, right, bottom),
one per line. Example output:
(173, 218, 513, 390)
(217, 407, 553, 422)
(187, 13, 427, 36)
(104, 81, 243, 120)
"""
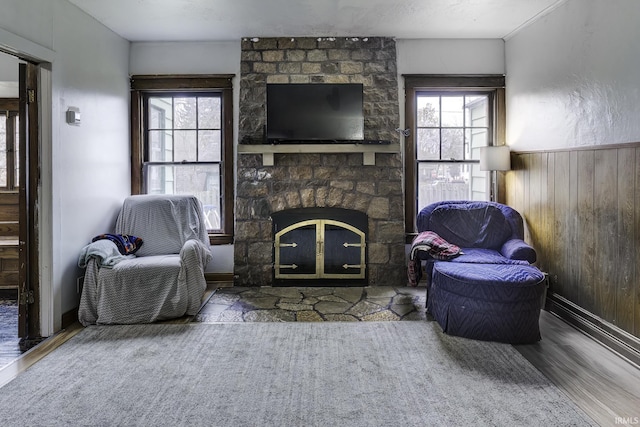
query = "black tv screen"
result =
(266, 83, 364, 142)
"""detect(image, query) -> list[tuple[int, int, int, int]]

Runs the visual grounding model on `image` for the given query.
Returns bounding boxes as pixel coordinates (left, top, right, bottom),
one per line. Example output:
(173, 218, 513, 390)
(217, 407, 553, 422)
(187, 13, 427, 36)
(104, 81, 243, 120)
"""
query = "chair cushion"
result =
(448, 248, 530, 265)
(432, 262, 545, 303)
(429, 203, 511, 249)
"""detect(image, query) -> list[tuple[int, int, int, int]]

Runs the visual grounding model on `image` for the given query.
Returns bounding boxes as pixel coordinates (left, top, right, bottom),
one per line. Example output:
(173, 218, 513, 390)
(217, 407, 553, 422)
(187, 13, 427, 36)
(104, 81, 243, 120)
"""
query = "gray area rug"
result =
(0, 322, 595, 426)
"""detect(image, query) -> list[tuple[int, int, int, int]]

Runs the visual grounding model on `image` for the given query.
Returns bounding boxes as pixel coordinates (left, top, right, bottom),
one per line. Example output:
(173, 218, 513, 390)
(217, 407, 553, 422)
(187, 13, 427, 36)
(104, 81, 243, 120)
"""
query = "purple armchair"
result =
(415, 201, 546, 344)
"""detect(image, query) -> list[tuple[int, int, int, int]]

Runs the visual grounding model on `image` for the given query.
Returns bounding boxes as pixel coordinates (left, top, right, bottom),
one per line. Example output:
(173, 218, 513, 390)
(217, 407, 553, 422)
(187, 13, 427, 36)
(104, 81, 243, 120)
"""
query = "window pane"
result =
(174, 130, 197, 162)
(148, 130, 173, 162)
(416, 128, 439, 160)
(416, 96, 439, 126)
(410, 86, 496, 236)
(417, 162, 474, 212)
(147, 163, 172, 194)
(138, 87, 231, 238)
(198, 97, 221, 129)
(146, 164, 221, 230)
(465, 95, 488, 127)
(441, 128, 464, 160)
(469, 163, 489, 201)
(174, 97, 197, 129)
(441, 96, 463, 127)
(467, 128, 488, 159)
(149, 98, 172, 129)
(199, 130, 221, 161)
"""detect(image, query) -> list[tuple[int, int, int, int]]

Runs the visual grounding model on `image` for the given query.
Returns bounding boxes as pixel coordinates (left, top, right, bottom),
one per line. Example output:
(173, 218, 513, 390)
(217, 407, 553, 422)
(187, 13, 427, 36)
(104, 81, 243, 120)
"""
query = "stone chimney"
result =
(235, 36, 405, 287)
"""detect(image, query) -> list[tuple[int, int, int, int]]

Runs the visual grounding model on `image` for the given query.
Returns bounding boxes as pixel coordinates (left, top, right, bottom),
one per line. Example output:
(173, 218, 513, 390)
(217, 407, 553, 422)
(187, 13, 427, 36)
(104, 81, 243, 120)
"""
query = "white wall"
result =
(0, 0, 131, 333)
(397, 39, 505, 75)
(129, 41, 241, 76)
(0, 52, 20, 97)
(505, 0, 640, 151)
(0, 0, 55, 51)
(0, 53, 20, 79)
(396, 38, 505, 148)
(130, 41, 241, 274)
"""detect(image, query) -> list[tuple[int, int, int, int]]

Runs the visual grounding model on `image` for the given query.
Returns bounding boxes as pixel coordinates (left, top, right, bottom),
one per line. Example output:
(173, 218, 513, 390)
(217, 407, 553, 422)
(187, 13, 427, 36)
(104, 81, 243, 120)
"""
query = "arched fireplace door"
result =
(272, 208, 367, 286)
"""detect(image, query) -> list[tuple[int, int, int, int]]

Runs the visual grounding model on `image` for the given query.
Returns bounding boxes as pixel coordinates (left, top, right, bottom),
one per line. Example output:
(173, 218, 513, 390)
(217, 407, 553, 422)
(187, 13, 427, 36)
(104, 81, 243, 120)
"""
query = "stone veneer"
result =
(235, 36, 405, 287)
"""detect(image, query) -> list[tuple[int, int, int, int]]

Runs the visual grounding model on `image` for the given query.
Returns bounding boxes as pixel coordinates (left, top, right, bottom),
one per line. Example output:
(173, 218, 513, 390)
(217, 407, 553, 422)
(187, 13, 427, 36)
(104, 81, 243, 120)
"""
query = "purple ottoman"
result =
(428, 262, 546, 344)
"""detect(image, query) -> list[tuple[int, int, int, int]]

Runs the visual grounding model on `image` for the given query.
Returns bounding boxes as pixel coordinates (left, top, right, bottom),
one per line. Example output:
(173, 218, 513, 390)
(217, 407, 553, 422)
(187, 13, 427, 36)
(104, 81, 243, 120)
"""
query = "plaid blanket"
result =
(92, 233, 143, 255)
(407, 231, 461, 286)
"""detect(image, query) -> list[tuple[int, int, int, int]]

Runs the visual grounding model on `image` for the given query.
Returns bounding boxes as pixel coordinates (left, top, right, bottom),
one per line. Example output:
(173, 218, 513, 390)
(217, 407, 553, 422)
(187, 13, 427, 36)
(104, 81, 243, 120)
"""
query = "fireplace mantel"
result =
(237, 143, 401, 166)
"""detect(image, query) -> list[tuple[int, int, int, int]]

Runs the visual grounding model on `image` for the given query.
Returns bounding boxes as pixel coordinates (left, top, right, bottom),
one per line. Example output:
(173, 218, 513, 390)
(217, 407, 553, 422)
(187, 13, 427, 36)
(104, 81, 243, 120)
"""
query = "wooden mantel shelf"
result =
(237, 143, 401, 166)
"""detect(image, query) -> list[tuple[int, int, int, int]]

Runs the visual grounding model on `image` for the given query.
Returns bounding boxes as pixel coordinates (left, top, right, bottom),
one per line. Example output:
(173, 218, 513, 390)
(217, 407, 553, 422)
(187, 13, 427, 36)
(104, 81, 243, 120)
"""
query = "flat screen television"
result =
(266, 83, 364, 143)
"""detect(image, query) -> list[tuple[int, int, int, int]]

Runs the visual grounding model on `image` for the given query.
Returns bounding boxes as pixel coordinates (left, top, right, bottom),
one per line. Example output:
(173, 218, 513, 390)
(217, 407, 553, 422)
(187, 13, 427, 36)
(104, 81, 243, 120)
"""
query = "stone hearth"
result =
(234, 36, 405, 287)
(195, 286, 426, 322)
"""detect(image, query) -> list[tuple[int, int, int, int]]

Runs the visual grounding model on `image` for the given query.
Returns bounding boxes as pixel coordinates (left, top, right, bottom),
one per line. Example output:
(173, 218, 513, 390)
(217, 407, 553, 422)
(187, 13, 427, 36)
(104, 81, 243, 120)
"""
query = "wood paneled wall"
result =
(505, 144, 640, 339)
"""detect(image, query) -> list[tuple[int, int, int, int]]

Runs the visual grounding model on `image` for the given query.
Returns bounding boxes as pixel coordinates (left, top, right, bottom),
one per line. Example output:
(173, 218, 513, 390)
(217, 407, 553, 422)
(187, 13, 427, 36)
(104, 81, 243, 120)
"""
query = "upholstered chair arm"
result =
(501, 238, 537, 264)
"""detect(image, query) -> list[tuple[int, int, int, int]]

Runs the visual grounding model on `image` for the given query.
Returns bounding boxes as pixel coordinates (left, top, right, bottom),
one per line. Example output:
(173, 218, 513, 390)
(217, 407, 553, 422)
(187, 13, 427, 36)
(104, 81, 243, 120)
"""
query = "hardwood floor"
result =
(515, 310, 640, 427)
(1, 297, 638, 426)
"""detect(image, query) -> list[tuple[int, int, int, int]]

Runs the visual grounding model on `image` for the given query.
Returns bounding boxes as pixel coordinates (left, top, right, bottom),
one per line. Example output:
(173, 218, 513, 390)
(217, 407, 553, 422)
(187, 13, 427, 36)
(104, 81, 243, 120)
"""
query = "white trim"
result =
(38, 66, 55, 336)
(0, 27, 57, 336)
(0, 27, 55, 63)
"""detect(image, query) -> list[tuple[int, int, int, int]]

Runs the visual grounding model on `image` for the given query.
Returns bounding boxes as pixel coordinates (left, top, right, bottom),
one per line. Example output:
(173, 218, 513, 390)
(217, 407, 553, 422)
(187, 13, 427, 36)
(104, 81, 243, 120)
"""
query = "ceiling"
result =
(67, 0, 565, 42)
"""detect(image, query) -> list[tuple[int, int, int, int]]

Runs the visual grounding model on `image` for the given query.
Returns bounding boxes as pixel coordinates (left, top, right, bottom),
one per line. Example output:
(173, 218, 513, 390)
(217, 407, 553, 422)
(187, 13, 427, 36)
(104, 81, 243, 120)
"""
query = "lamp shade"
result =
(479, 145, 511, 171)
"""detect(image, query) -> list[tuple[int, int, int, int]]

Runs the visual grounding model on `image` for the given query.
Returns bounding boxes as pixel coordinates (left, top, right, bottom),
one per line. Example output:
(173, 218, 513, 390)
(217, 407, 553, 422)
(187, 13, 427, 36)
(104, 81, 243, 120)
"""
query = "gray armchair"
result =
(78, 194, 212, 325)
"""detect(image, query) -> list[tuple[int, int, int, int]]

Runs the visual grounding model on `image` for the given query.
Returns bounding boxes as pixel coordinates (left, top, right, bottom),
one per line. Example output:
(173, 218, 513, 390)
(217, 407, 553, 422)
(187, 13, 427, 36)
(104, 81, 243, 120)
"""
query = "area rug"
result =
(0, 298, 18, 341)
(0, 298, 20, 371)
(0, 322, 595, 426)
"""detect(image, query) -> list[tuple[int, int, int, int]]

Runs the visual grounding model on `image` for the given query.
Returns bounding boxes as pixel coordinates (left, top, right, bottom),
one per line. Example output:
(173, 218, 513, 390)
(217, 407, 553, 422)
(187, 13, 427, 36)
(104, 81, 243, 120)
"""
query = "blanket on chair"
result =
(407, 231, 461, 286)
(92, 233, 143, 255)
(78, 240, 134, 269)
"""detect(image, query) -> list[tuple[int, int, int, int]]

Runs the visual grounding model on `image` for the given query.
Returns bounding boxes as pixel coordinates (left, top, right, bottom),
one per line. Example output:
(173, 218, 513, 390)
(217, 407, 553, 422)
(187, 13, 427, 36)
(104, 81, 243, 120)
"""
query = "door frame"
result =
(17, 62, 40, 340)
(1, 28, 55, 338)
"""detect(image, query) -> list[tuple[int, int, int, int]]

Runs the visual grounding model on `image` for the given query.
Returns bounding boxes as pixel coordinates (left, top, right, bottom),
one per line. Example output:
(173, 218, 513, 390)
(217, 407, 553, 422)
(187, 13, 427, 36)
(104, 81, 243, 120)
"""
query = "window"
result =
(131, 75, 234, 245)
(415, 92, 491, 208)
(404, 75, 505, 237)
(0, 99, 19, 190)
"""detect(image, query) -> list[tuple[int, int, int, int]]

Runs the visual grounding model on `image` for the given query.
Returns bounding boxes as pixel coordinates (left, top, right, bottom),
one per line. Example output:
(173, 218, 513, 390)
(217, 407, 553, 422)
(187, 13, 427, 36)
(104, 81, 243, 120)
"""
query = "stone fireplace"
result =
(234, 36, 405, 287)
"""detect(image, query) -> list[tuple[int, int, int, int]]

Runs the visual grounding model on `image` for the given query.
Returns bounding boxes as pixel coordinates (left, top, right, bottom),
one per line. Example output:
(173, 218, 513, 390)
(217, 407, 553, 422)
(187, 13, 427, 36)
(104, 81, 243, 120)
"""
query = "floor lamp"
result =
(479, 145, 511, 202)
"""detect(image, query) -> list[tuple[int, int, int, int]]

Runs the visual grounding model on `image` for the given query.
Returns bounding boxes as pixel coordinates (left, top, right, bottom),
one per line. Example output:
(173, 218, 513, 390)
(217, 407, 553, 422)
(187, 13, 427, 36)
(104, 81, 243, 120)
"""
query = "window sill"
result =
(209, 234, 234, 245)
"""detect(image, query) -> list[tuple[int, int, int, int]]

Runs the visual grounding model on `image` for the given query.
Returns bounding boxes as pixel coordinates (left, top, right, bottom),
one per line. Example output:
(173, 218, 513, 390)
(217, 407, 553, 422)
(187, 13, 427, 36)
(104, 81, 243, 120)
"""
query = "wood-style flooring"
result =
(515, 310, 640, 427)
(0, 290, 638, 427)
